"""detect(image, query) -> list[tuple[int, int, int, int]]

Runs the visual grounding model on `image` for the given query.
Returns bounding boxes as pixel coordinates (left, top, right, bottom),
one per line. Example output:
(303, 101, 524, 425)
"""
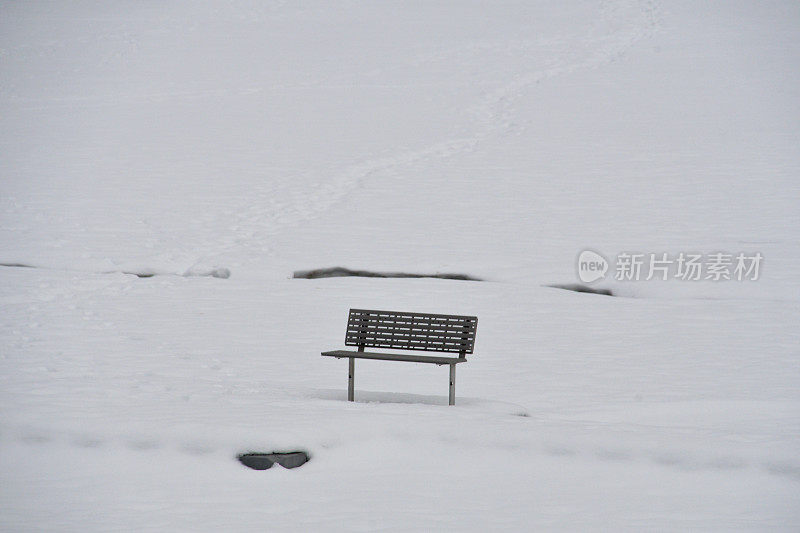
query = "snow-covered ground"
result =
(1, 1, 798, 530)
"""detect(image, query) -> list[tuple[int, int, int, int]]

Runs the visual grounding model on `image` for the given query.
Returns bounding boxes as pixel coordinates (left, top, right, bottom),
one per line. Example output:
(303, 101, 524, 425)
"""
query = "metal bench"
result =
(321, 308, 478, 405)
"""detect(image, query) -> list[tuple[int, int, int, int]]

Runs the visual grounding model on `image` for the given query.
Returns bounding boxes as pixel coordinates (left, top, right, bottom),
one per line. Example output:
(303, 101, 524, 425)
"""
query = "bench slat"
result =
(344, 338, 472, 351)
(346, 323, 477, 335)
(348, 309, 475, 320)
(347, 317, 475, 326)
(345, 331, 474, 342)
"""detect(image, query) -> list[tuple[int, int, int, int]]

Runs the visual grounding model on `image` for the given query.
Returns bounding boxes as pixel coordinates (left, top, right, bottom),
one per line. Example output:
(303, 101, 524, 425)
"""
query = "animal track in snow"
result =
(191, 0, 664, 261)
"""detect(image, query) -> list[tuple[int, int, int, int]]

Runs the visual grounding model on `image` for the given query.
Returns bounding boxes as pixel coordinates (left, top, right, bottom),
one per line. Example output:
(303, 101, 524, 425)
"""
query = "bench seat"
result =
(321, 350, 466, 366)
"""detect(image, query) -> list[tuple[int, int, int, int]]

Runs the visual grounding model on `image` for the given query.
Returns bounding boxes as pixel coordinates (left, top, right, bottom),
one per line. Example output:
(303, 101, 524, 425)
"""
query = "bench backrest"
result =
(345, 309, 478, 356)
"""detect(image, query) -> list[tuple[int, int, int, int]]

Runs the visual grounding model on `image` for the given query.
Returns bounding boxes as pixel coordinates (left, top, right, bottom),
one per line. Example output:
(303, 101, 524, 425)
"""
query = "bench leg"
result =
(449, 363, 456, 406)
(348, 357, 355, 402)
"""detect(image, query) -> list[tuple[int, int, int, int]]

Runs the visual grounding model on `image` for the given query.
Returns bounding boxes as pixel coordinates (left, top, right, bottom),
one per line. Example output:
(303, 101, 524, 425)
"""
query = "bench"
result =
(321, 308, 478, 405)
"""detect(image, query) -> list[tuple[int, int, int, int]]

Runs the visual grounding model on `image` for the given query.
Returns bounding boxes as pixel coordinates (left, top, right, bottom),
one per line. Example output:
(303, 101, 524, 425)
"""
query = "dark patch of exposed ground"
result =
(293, 267, 482, 281)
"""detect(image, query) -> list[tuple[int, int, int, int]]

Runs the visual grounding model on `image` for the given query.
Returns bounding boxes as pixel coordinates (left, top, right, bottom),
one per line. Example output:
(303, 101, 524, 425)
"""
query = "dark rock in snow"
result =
(238, 451, 309, 470)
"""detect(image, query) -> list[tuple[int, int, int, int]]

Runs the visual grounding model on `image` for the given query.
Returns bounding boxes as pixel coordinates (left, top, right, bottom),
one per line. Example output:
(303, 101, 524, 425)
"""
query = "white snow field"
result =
(1, 1, 799, 530)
